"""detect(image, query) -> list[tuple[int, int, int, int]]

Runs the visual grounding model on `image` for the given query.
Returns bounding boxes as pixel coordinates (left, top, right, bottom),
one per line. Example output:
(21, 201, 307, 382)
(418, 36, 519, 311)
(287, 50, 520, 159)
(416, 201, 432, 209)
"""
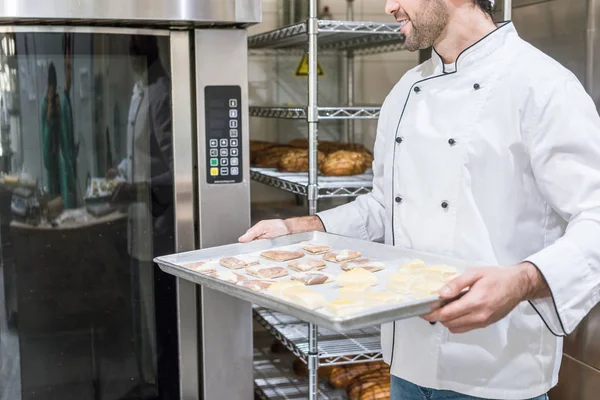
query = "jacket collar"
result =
(431, 21, 515, 74)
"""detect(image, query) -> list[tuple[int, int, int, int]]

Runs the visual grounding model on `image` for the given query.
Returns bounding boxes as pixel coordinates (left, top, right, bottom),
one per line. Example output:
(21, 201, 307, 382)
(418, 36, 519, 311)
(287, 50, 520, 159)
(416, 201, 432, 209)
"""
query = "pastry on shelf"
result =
(246, 265, 289, 279)
(323, 249, 362, 263)
(277, 148, 326, 173)
(260, 249, 305, 261)
(329, 362, 388, 389)
(219, 255, 260, 270)
(253, 145, 293, 168)
(287, 258, 327, 272)
(340, 258, 386, 272)
(320, 150, 368, 176)
(288, 138, 310, 148)
(250, 140, 276, 164)
(291, 271, 335, 285)
(236, 279, 276, 292)
(301, 243, 333, 255)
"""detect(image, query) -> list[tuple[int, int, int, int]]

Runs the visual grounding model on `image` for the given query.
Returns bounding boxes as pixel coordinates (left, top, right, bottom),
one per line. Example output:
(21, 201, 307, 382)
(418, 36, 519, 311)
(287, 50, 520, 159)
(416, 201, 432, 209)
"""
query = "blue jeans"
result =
(391, 376, 549, 400)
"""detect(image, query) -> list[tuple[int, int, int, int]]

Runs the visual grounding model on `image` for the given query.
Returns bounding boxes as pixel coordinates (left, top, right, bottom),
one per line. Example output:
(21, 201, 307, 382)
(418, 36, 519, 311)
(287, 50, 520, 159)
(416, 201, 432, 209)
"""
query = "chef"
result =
(240, 0, 600, 399)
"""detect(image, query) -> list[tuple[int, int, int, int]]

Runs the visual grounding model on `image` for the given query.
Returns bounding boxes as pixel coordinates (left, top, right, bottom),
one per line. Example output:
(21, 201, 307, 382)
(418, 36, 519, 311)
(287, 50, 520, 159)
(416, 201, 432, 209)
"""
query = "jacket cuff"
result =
(317, 204, 370, 241)
(525, 238, 598, 336)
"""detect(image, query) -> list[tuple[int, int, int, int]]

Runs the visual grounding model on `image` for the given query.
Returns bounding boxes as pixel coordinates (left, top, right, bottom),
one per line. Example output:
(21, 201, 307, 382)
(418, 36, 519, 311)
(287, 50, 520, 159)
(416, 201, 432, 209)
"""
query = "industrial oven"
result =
(0, 1, 260, 399)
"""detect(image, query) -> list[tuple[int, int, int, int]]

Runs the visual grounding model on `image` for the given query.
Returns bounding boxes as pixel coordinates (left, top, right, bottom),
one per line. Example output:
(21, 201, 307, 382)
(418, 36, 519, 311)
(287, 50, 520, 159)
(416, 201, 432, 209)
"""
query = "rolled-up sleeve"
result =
(524, 78, 600, 336)
(317, 104, 388, 242)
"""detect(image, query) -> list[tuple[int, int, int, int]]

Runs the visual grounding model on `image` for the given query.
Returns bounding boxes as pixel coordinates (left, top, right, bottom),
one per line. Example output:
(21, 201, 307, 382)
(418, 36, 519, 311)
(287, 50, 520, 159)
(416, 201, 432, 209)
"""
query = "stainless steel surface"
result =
(254, 344, 347, 400)
(194, 29, 253, 400)
(346, 0, 356, 144)
(250, 106, 381, 119)
(0, 25, 170, 35)
(280, 0, 322, 27)
(250, 168, 374, 198)
(549, 355, 600, 400)
(248, 20, 406, 55)
(0, 0, 261, 25)
(254, 307, 383, 366)
(171, 31, 199, 400)
(155, 231, 480, 332)
(587, 0, 596, 94)
(308, 323, 319, 400)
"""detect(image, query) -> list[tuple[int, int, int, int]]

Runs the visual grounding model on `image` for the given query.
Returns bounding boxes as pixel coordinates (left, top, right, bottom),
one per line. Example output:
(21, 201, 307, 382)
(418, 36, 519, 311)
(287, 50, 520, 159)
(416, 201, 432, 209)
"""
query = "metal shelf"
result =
(254, 307, 383, 366)
(249, 106, 381, 120)
(248, 20, 405, 55)
(250, 168, 374, 199)
(254, 345, 348, 400)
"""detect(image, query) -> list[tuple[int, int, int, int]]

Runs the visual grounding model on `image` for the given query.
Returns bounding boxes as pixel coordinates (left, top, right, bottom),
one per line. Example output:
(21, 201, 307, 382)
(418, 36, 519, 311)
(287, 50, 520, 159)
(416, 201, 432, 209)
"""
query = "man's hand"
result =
(238, 219, 291, 242)
(422, 262, 549, 334)
(239, 216, 325, 243)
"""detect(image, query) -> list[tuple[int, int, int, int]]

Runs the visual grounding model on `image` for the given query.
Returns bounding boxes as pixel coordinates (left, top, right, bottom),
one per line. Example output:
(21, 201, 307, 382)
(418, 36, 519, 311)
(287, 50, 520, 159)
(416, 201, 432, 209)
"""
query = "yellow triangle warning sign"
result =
(295, 54, 325, 77)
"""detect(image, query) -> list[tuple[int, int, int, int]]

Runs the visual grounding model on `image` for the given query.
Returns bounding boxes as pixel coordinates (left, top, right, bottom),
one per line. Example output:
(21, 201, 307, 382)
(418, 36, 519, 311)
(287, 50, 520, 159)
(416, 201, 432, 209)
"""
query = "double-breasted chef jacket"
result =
(318, 22, 600, 399)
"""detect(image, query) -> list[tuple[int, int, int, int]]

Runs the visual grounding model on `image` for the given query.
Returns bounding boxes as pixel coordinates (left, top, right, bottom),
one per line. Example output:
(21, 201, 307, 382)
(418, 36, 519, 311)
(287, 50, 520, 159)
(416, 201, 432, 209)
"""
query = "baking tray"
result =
(155, 231, 480, 332)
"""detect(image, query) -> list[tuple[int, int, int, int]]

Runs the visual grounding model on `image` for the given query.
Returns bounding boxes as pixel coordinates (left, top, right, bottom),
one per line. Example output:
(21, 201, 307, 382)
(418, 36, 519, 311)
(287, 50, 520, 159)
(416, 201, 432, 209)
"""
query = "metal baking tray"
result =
(155, 231, 480, 332)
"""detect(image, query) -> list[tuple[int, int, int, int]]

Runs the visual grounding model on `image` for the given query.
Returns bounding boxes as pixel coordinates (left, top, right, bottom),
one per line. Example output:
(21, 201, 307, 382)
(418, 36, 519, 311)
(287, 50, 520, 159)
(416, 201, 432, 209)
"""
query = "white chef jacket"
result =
(318, 22, 600, 399)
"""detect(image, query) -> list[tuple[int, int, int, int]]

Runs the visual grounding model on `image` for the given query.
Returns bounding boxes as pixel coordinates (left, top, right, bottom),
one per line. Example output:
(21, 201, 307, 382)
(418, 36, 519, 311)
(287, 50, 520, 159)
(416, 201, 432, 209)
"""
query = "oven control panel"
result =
(205, 86, 242, 184)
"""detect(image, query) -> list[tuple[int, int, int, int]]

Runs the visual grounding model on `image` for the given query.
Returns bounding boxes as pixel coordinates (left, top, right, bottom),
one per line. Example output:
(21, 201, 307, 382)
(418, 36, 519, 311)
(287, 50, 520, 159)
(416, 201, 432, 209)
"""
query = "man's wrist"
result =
(284, 216, 325, 235)
(519, 261, 550, 301)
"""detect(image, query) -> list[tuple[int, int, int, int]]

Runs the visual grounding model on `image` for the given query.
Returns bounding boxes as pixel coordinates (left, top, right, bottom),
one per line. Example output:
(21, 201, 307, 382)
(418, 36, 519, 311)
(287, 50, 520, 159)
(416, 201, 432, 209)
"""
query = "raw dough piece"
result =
(324, 299, 365, 317)
(291, 271, 334, 285)
(336, 268, 378, 288)
(207, 270, 246, 284)
(387, 273, 424, 293)
(301, 244, 333, 255)
(236, 279, 276, 292)
(399, 259, 426, 270)
(340, 258, 386, 272)
(260, 250, 305, 262)
(182, 261, 217, 274)
(338, 284, 373, 299)
(287, 290, 326, 310)
(427, 264, 458, 280)
(411, 280, 446, 298)
(267, 280, 306, 297)
(288, 258, 327, 272)
(246, 265, 289, 279)
(323, 249, 362, 263)
(219, 255, 260, 270)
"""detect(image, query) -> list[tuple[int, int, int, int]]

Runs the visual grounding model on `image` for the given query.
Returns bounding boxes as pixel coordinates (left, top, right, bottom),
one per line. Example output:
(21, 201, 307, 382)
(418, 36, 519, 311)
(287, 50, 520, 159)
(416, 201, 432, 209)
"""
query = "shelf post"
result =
(307, 4, 320, 400)
(346, 0, 355, 144)
(307, 0, 319, 216)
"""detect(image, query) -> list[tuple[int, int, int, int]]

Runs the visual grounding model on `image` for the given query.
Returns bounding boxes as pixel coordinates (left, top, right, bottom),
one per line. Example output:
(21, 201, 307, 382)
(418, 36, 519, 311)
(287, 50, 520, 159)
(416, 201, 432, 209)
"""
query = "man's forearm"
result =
(284, 216, 325, 234)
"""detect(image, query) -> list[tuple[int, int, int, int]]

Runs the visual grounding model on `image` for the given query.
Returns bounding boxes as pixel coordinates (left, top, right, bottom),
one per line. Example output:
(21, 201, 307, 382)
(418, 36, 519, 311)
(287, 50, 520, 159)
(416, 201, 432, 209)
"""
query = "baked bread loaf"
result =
(356, 382, 390, 400)
(329, 362, 388, 389)
(261, 250, 305, 262)
(287, 259, 327, 272)
(250, 140, 276, 164)
(347, 371, 390, 400)
(277, 148, 326, 173)
(320, 150, 368, 176)
(253, 146, 293, 168)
